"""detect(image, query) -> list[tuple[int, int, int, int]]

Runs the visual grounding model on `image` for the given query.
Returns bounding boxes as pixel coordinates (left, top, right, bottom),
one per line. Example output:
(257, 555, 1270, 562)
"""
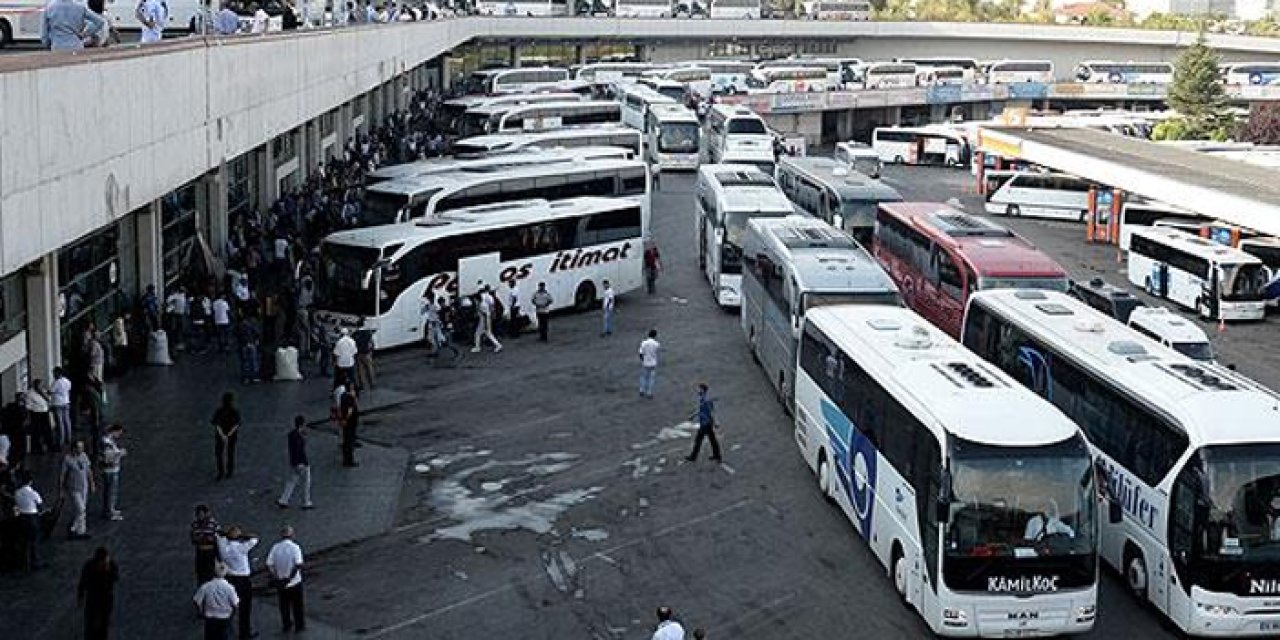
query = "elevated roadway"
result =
(978, 125, 1280, 237)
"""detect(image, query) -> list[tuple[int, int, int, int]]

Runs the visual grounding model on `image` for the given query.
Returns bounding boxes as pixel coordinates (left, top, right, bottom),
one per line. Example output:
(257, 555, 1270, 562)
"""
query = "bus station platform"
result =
(976, 125, 1280, 237)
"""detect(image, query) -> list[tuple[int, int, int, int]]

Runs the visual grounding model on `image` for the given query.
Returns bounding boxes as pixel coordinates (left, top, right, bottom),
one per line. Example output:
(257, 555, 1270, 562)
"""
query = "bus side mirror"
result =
(935, 470, 952, 523)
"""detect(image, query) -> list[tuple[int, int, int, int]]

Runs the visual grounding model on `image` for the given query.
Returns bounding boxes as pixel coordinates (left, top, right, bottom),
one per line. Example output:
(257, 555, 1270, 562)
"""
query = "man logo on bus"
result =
(820, 398, 878, 539)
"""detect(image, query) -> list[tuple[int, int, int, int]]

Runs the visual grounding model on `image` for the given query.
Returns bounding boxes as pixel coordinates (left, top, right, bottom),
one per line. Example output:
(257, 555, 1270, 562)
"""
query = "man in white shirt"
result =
(651, 606, 685, 640)
(14, 473, 43, 571)
(505, 280, 522, 338)
(266, 526, 306, 633)
(166, 287, 189, 349)
(212, 295, 232, 352)
(471, 287, 502, 354)
(638, 329, 661, 399)
(250, 3, 269, 33)
(193, 565, 239, 639)
(217, 525, 259, 639)
(1024, 502, 1076, 541)
(50, 367, 73, 448)
(100, 424, 126, 521)
(136, 0, 166, 43)
(332, 329, 358, 389)
(601, 279, 616, 337)
(60, 441, 94, 539)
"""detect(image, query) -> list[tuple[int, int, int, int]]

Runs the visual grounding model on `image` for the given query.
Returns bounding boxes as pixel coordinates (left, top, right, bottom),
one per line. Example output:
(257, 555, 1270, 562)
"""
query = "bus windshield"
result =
(728, 119, 768, 135)
(1223, 263, 1268, 301)
(947, 432, 1095, 583)
(659, 123, 700, 153)
(1172, 444, 1280, 593)
(1171, 341, 1215, 362)
(317, 244, 382, 317)
(977, 276, 1070, 293)
(363, 192, 410, 226)
(724, 210, 789, 273)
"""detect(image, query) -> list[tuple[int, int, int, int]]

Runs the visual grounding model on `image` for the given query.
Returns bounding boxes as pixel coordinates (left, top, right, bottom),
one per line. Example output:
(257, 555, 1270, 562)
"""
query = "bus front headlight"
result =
(942, 608, 969, 627)
(1195, 602, 1239, 616)
(1075, 604, 1096, 622)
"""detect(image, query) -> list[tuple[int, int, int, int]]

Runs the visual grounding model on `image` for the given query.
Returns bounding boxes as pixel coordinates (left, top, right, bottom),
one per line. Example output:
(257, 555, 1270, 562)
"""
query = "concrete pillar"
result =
(25, 255, 59, 381)
(205, 167, 228, 259)
(575, 44, 585, 65)
(256, 145, 274, 213)
(929, 103, 948, 123)
(136, 201, 163, 297)
(510, 45, 520, 67)
(304, 122, 320, 175)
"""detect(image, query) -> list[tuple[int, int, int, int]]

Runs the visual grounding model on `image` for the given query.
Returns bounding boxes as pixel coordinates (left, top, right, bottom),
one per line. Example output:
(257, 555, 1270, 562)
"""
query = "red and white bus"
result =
(872, 202, 1069, 337)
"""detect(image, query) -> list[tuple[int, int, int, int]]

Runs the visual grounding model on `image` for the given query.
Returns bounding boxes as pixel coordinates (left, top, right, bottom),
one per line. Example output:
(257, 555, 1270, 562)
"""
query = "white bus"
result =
(438, 93, 585, 136)
(476, 0, 569, 13)
(464, 67, 572, 95)
(703, 105, 776, 174)
(1074, 61, 1174, 85)
(985, 60, 1054, 84)
(696, 164, 796, 306)
(678, 60, 756, 95)
(755, 57, 849, 88)
(314, 197, 644, 349)
(774, 155, 903, 244)
(963, 288, 1280, 637)
(916, 67, 967, 87)
(872, 126, 971, 167)
(620, 85, 676, 132)
(463, 100, 622, 137)
(1237, 236, 1280, 306)
(834, 141, 883, 179)
(645, 103, 701, 171)
(898, 57, 979, 83)
(861, 62, 918, 89)
(1128, 226, 1268, 321)
(642, 66, 714, 98)
(634, 77, 690, 102)
(709, 0, 761, 19)
(798, 304, 1098, 637)
(1221, 62, 1280, 86)
(365, 146, 633, 186)
(450, 125, 643, 159)
(362, 157, 650, 226)
(810, 0, 871, 20)
(574, 62, 661, 86)
(983, 171, 1093, 222)
(746, 67, 833, 93)
(613, 0, 671, 17)
(1117, 199, 1205, 251)
(0, 0, 43, 45)
(741, 216, 899, 410)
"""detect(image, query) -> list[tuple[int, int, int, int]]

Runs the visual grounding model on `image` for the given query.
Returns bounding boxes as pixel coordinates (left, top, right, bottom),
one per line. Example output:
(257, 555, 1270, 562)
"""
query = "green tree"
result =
(1167, 35, 1232, 138)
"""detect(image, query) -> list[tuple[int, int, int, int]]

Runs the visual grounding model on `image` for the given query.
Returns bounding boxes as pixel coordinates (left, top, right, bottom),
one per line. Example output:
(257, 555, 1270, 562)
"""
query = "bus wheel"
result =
(1079, 209, 1088, 223)
(748, 327, 760, 363)
(778, 371, 793, 416)
(816, 452, 834, 502)
(0, 22, 11, 48)
(1124, 545, 1149, 602)
(574, 281, 596, 312)
(1144, 277, 1156, 296)
(1006, 204, 1020, 217)
(891, 545, 909, 604)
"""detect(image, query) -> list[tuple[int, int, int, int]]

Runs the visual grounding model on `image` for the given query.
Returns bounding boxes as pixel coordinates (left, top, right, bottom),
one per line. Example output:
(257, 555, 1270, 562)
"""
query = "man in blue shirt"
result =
(685, 383, 722, 462)
(42, 0, 106, 51)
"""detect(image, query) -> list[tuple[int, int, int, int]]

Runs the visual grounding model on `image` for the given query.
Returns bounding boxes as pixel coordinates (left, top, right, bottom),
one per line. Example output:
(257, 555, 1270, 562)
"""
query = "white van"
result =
(1126, 306, 1215, 362)
(833, 141, 882, 178)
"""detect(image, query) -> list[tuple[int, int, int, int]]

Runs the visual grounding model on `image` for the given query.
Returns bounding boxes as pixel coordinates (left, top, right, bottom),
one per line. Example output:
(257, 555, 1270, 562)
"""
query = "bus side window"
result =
(935, 249, 963, 298)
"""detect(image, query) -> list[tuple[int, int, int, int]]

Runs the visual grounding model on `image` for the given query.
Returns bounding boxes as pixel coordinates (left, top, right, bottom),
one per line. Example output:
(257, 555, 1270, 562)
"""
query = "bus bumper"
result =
(937, 595, 1095, 637)
(716, 284, 741, 307)
(1218, 301, 1266, 321)
(1185, 590, 1280, 636)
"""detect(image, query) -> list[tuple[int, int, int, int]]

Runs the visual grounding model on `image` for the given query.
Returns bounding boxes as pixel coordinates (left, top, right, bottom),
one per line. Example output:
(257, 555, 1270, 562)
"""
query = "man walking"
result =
(601, 280, 616, 337)
(643, 244, 662, 295)
(191, 504, 221, 585)
(353, 327, 376, 391)
(638, 329, 661, 399)
(136, 0, 167, 43)
(531, 283, 553, 342)
(51, 367, 73, 449)
(99, 424, 126, 521)
(212, 392, 241, 480)
(277, 416, 313, 508)
(78, 547, 119, 640)
(60, 440, 95, 540)
(685, 383, 722, 462)
(471, 287, 502, 354)
(505, 279, 523, 339)
(332, 329, 358, 389)
(193, 565, 239, 640)
(14, 472, 43, 571)
(212, 294, 233, 352)
(651, 606, 685, 640)
(339, 387, 360, 468)
(266, 526, 306, 633)
(217, 525, 259, 640)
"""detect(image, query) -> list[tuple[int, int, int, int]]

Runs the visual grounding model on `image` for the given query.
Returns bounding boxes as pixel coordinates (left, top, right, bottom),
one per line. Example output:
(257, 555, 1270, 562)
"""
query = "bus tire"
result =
(1006, 204, 1020, 217)
(777, 370, 793, 416)
(0, 21, 12, 48)
(1196, 297, 1211, 319)
(748, 326, 760, 363)
(1079, 209, 1088, 223)
(1144, 277, 1155, 296)
(891, 544, 909, 604)
(1124, 544, 1149, 602)
(816, 451, 834, 502)
(574, 281, 596, 312)
(893, 155, 904, 164)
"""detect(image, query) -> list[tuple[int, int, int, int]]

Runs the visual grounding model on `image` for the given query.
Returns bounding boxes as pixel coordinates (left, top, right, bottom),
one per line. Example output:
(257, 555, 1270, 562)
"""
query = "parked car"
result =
(1127, 306, 1216, 363)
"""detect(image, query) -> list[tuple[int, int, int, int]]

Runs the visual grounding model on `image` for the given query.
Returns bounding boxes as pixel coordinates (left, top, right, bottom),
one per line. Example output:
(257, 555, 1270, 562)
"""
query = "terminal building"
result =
(3, 17, 1280, 397)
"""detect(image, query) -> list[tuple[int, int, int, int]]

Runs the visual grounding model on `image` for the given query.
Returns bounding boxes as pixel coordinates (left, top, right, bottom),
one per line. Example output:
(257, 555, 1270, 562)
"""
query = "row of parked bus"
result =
(686, 155, 1280, 637)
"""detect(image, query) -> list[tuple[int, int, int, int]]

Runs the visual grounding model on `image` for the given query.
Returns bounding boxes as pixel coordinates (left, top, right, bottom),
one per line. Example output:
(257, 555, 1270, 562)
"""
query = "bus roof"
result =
(453, 124, 638, 149)
(646, 103, 698, 122)
(700, 164, 794, 213)
(366, 146, 632, 182)
(777, 156, 902, 202)
(807, 304, 1082, 447)
(367, 156, 643, 197)
(879, 202, 1066, 278)
(325, 197, 637, 250)
(1132, 226, 1265, 265)
(466, 99, 617, 118)
(967, 289, 1280, 446)
(749, 216, 898, 294)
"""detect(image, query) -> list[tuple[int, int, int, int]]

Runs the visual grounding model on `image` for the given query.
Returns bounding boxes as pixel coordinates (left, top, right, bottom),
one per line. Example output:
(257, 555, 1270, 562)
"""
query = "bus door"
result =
(1204, 266, 1222, 319)
(1149, 261, 1169, 299)
(459, 252, 501, 297)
